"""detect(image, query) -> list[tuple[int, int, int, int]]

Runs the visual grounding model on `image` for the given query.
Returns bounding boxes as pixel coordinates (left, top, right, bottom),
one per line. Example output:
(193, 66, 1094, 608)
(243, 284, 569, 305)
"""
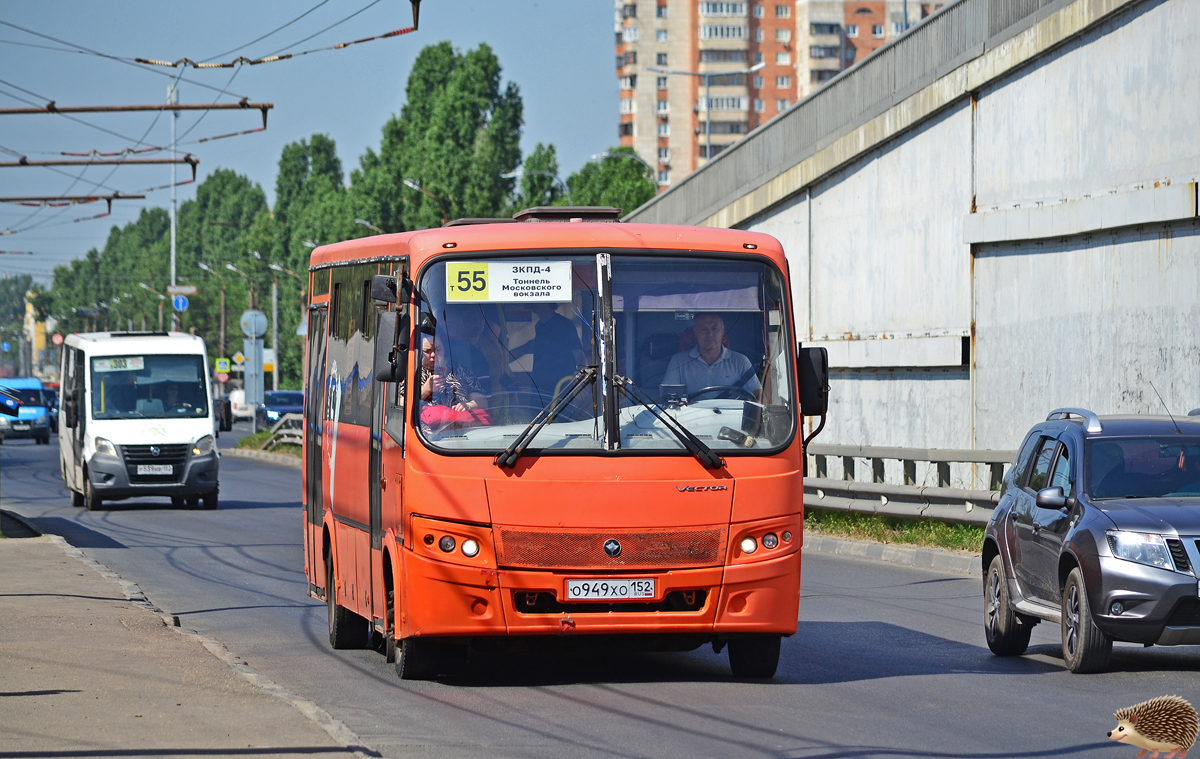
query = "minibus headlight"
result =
(438, 535, 456, 553)
(461, 539, 480, 558)
(740, 537, 758, 554)
(94, 437, 117, 457)
(192, 435, 214, 456)
(762, 532, 779, 550)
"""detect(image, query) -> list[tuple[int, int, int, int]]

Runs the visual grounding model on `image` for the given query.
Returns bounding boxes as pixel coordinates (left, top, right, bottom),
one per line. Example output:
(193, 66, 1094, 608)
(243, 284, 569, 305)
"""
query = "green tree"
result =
(513, 142, 565, 210)
(565, 147, 657, 214)
(0, 274, 33, 372)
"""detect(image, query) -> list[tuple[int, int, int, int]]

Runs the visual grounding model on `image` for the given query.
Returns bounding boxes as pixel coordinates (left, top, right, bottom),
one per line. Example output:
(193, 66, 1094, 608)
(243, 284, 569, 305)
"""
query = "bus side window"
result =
(383, 274, 407, 449)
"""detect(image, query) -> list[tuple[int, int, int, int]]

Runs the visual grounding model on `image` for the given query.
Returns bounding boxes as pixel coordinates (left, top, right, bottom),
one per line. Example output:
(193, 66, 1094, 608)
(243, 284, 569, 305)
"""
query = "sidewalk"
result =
(0, 512, 366, 759)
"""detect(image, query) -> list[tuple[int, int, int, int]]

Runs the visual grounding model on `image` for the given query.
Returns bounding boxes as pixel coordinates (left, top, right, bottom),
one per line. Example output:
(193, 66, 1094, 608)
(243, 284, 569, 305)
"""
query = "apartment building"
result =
(615, 1, 798, 186)
(796, 1, 945, 99)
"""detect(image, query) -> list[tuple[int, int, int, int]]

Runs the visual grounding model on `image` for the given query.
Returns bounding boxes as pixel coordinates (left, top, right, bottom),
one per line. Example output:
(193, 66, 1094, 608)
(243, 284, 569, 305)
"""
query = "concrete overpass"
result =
(627, 0, 1199, 457)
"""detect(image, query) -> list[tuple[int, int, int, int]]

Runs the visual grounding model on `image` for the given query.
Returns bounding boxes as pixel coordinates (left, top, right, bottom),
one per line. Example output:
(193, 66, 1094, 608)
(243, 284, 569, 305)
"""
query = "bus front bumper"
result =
(401, 548, 801, 639)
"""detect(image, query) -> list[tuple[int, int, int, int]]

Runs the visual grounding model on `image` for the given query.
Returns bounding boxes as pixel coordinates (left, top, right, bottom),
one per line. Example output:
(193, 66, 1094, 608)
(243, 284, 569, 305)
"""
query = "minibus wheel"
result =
(395, 637, 439, 681)
(84, 476, 102, 511)
(327, 561, 367, 649)
(202, 488, 218, 510)
(727, 635, 781, 678)
(70, 488, 84, 508)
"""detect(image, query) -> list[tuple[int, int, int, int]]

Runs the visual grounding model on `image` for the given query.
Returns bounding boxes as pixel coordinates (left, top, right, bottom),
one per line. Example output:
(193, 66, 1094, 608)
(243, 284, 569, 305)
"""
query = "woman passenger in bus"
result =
(418, 335, 490, 430)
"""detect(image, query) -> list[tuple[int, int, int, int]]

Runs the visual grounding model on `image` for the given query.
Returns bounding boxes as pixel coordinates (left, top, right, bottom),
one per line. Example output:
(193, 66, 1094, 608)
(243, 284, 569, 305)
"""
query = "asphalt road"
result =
(4, 432, 1200, 758)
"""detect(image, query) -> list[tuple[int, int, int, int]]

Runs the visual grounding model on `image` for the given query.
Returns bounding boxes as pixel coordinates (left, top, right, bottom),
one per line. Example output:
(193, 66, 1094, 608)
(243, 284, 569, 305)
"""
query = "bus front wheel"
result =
(395, 637, 440, 681)
(728, 635, 781, 679)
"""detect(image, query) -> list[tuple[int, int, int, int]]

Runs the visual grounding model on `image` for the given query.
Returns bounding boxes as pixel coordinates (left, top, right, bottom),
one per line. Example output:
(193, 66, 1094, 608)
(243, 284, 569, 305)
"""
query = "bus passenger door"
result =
(305, 306, 328, 593)
(368, 348, 384, 627)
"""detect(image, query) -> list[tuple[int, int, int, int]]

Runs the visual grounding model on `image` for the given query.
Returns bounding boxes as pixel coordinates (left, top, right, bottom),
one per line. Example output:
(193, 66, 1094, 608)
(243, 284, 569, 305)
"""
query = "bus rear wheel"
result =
(728, 635, 781, 678)
(326, 561, 367, 650)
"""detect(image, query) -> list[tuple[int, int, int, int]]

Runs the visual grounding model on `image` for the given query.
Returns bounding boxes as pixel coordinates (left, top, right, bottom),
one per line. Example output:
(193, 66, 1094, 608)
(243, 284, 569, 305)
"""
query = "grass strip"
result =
(235, 430, 300, 458)
(804, 507, 984, 553)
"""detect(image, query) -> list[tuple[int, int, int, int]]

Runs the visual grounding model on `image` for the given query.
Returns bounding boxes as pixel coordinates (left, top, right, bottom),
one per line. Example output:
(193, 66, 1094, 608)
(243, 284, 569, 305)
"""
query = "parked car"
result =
(983, 408, 1200, 673)
(0, 377, 53, 444)
(255, 390, 304, 429)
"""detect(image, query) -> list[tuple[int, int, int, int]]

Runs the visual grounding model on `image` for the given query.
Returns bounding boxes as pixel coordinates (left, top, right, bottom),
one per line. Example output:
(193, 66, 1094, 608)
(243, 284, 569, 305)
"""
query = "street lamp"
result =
(248, 251, 281, 391)
(649, 61, 765, 165)
(402, 179, 449, 226)
(354, 218, 384, 234)
(225, 263, 254, 309)
(196, 262, 228, 359)
(502, 169, 571, 205)
(138, 282, 166, 332)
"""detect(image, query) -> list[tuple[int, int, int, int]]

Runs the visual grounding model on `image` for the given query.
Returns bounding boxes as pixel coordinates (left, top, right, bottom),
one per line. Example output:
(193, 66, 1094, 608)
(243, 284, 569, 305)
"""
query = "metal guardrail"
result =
(262, 413, 302, 451)
(805, 444, 1018, 526)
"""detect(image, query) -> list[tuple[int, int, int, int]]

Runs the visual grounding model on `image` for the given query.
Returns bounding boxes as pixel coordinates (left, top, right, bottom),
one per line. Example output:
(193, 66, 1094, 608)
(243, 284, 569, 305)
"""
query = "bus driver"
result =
(661, 313, 762, 401)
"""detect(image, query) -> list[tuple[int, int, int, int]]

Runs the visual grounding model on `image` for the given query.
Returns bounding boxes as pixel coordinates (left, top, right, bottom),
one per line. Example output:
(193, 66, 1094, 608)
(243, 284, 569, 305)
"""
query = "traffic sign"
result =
(167, 284, 197, 295)
(0, 341, 9, 352)
(232, 351, 245, 365)
(240, 309, 268, 338)
(215, 357, 230, 373)
(263, 348, 276, 372)
(51, 333, 64, 346)
(216, 371, 229, 384)
(173, 295, 189, 312)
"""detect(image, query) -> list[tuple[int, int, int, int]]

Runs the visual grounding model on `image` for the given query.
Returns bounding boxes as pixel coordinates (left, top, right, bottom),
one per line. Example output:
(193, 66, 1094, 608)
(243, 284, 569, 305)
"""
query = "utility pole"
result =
(271, 275, 279, 391)
(168, 85, 179, 332)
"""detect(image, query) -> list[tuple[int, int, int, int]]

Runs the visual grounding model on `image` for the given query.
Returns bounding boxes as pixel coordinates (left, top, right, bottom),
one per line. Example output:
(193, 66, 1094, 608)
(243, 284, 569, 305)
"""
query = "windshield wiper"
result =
(494, 367, 597, 469)
(612, 375, 725, 470)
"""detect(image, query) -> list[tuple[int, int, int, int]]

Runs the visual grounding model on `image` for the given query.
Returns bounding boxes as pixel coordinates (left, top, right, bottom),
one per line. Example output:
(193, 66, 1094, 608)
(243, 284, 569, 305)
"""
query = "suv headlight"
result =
(94, 437, 117, 457)
(1106, 530, 1174, 571)
(192, 435, 215, 456)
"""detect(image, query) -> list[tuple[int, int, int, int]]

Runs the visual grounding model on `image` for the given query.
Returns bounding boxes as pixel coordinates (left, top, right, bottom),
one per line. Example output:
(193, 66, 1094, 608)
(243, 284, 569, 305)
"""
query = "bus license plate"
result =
(566, 579, 655, 600)
(137, 464, 173, 476)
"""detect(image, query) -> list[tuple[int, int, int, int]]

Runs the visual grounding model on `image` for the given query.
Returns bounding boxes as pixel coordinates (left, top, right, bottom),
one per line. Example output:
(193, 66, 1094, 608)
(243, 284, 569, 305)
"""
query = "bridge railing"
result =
(805, 444, 1017, 526)
(261, 413, 303, 451)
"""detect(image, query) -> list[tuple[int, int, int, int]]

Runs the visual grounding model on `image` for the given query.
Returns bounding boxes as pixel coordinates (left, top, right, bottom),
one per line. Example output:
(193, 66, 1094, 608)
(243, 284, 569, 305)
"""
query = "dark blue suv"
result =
(983, 408, 1200, 673)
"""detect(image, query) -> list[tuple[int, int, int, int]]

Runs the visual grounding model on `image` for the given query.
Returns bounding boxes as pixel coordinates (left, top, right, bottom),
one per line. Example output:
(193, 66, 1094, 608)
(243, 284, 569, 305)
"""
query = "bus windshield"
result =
(91, 354, 209, 420)
(415, 252, 794, 455)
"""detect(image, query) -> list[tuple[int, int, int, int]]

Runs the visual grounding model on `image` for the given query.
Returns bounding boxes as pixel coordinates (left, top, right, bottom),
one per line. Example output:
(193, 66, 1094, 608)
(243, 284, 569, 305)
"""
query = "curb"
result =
(222, 447, 303, 469)
(31, 521, 377, 758)
(804, 534, 982, 576)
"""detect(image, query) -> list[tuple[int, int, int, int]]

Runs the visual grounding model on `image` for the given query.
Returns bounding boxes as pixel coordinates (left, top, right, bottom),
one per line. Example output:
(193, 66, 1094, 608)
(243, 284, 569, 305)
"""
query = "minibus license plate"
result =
(137, 464, 173, 476)
(12, 423, 29, 431)
(566, 579, 654, 600)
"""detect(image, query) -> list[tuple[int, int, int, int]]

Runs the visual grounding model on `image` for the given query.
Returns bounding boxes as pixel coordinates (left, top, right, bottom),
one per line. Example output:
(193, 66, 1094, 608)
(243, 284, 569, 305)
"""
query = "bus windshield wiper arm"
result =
(612, 375, 725, 470)
(494, 367, 597, 469)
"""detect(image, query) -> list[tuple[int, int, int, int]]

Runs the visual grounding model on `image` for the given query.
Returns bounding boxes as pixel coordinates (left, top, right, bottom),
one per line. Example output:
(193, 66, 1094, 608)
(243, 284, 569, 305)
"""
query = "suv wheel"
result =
(1061, 567, 1111, 673)
(984, 555, 1032, 656)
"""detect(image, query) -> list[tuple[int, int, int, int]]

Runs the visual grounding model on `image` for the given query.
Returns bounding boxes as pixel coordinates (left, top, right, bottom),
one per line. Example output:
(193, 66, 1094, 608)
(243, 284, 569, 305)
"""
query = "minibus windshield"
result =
(415, 252, 794, 455)
(91, 354, 209, 420)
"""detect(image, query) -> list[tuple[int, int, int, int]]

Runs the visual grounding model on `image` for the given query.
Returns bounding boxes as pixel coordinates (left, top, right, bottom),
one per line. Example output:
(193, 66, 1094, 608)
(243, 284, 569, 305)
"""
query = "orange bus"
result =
(302, 207, 828, 679)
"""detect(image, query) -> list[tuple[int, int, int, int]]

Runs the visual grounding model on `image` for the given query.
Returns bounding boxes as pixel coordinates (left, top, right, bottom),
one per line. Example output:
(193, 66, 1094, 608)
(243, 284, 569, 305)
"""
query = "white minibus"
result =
(59, 332, 220, 510)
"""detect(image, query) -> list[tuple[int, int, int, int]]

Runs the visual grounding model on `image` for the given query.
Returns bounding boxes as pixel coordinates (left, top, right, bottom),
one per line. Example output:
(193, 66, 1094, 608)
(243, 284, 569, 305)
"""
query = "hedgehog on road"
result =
(1108, 696, 1199, 758)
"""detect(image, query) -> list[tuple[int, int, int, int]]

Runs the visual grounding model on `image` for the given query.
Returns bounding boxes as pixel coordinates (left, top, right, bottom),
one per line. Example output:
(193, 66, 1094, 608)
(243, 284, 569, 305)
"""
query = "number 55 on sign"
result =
(445, 261, 572, 303)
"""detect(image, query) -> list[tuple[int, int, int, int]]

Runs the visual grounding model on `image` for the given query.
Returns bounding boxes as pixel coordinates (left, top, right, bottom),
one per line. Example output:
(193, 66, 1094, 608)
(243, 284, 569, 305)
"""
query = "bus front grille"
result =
(494, 526, 728, 569)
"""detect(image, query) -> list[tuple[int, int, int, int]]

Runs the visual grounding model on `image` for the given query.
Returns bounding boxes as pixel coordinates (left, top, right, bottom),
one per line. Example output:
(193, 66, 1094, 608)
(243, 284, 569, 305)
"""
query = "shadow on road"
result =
(27, 517, 126, 549)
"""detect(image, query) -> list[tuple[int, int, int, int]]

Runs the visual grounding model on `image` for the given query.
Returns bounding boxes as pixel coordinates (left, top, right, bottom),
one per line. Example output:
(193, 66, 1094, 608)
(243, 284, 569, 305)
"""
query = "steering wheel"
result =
(689, 385, 755, 402)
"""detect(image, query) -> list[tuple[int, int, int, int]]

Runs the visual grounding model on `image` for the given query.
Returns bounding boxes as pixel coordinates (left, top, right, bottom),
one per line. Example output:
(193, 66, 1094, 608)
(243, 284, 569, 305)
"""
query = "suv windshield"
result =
(1087, 437, 1200, 499)
(90, 354, 209, 420)
(415, 252, 794, 455)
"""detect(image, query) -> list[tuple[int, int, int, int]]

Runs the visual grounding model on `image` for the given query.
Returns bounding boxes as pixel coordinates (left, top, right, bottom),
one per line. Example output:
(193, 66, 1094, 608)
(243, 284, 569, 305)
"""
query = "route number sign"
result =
(446, 261, 571, 303)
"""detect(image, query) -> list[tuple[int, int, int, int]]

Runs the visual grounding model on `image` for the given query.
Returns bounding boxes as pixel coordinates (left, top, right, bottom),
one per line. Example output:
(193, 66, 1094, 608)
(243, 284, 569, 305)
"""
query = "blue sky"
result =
(0, 1, 618, 284)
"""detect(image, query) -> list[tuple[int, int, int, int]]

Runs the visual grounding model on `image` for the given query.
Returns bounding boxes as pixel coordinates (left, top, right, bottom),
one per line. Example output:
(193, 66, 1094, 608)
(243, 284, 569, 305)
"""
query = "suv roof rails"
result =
(1047, 408, 1103, 434)
(512, 206, 622, 223)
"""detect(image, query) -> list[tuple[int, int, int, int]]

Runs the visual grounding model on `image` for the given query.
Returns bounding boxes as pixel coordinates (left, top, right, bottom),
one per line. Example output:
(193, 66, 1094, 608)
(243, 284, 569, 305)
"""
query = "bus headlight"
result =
(461, 539, 480, 558)
(192, 435, 214, 456)
(740, 537, 758, 554)
(94, 437, 117, 457)
(762, 532, 779, 550)
(438, 535, 457, 553)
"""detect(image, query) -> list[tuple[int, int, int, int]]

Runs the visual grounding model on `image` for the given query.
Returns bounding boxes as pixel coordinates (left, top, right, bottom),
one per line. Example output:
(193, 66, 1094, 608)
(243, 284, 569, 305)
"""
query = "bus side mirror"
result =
(371, 274, 398, 303)
(373, 310, 410, 383)
(797, 345, 829, 417)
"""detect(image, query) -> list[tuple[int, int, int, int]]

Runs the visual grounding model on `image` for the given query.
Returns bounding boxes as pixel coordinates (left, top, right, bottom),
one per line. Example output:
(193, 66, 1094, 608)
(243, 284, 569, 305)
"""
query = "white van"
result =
(59, 332, 220, 510)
